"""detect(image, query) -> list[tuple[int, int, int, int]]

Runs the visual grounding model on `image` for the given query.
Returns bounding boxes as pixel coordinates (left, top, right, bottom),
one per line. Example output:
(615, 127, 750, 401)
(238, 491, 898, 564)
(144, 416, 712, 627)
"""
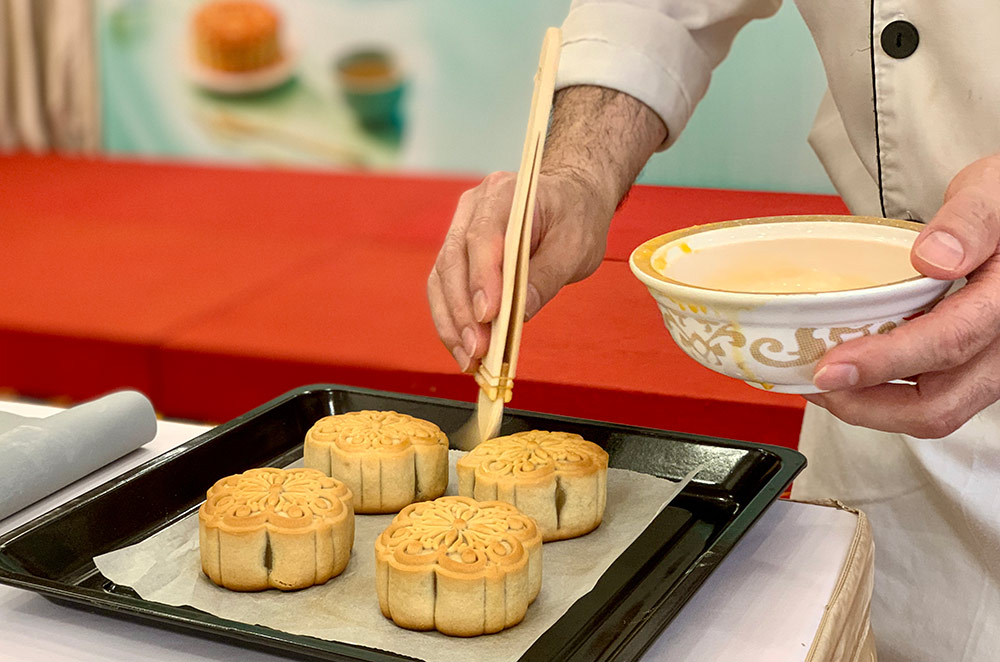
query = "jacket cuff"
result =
(555, 2, 713, 150)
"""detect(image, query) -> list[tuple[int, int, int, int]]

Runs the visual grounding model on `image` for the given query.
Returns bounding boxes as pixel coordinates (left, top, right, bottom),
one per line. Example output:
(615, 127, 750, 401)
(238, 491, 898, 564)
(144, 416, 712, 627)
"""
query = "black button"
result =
(881, 20, 919, 59)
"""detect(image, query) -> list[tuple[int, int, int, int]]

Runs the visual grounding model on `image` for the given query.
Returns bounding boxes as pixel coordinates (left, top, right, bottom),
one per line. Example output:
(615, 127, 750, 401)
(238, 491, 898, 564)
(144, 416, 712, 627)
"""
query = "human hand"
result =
(427, 86, 666, 374)
(805, 155, 1000, 437)
(427, 170, 615, 372)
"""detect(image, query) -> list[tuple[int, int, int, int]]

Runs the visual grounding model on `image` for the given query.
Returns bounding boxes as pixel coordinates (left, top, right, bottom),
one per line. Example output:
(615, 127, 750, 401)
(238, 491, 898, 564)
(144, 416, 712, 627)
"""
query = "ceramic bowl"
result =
(628, 215, 953, 393)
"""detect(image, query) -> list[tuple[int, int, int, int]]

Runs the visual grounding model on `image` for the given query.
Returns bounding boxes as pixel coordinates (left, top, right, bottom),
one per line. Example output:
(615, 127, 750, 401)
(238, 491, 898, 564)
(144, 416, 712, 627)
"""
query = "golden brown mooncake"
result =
(198, 467, 354, 591)
(456, 430, 609, 541)
(303, 410, 449, 514)
(192, 0, 283, 73)
(375, 495, 542, 637)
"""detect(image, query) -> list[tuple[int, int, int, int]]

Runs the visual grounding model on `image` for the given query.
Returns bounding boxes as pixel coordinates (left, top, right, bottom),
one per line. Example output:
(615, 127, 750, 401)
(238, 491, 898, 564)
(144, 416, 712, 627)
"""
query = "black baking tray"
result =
(0, 384, 804, 661)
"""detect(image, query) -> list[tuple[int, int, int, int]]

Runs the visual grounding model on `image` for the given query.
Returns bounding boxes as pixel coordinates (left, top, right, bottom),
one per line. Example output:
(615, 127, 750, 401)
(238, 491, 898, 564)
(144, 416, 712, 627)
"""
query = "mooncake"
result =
(198, 467, 354, 591)
(375, 495, 543, 636)
(304, 410, 449, 514)
(192, 0, 283, 73)
(456, 430, 608, 541)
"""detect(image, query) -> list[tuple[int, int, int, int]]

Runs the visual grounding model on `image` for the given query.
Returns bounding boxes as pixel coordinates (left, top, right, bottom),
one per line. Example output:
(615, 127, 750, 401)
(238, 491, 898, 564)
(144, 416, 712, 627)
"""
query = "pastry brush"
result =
(452, 27, 560, 451)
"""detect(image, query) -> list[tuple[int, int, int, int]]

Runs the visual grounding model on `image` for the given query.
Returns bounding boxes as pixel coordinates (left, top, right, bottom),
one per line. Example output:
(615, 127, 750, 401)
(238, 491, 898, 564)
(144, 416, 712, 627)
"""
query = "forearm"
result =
(541, 85, 667, 215)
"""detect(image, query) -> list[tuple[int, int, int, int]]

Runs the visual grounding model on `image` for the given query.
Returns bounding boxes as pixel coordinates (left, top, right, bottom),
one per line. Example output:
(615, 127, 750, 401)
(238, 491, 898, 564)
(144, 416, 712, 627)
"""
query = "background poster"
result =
(98, 0, 834, 193)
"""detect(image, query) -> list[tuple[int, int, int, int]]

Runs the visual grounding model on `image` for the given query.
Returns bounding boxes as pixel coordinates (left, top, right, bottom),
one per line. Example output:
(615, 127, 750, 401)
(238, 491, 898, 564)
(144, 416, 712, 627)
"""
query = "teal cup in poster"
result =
(336, 49, 405, 130)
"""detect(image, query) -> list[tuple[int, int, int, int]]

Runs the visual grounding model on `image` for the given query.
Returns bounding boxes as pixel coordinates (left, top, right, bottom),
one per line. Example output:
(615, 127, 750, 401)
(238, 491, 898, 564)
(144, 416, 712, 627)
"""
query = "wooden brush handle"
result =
(480, 27, 561, 389)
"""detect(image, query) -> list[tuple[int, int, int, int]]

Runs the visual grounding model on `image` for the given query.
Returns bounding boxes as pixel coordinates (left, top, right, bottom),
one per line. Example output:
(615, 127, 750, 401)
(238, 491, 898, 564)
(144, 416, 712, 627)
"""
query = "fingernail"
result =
(473, 290, 488, 323)
(915, 231, 964, 271)
(814, 363, 859, 390)
(453, 346, 471, 372)
(461, 326, 478, 358)
(524, 285, 541, 320)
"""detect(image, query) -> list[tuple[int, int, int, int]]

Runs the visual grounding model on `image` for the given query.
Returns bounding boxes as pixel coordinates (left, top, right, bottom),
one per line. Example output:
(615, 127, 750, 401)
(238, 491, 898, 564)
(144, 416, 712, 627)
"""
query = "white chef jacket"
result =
(556, 2, 1000, 660)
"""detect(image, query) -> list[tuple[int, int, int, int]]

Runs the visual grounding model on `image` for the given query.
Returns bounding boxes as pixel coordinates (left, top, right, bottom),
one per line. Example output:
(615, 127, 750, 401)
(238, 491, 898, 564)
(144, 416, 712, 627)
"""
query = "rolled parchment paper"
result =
(0, 391, 157, 520)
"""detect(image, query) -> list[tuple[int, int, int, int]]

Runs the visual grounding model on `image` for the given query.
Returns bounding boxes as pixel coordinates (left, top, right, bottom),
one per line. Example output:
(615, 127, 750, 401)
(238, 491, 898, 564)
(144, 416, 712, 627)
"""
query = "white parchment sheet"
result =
(95, 452, 699, 662)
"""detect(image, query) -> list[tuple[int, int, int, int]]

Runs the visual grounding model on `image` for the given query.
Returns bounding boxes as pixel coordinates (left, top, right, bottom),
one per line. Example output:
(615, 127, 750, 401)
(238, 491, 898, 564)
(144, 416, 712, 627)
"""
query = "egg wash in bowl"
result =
(636, 216, 923, 294)
(629, 215, 953, 393)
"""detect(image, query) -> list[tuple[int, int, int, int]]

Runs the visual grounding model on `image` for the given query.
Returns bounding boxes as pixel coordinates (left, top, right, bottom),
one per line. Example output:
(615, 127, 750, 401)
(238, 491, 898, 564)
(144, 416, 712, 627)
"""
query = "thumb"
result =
(912, 164, 1000, 280)
(524, 242, 577, 320)
(525, 229, 606, 320)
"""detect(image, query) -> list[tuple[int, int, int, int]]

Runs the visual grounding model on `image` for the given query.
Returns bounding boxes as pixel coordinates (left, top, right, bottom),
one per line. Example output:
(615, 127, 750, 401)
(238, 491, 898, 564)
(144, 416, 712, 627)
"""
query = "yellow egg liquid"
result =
(669, 237, 919, 293)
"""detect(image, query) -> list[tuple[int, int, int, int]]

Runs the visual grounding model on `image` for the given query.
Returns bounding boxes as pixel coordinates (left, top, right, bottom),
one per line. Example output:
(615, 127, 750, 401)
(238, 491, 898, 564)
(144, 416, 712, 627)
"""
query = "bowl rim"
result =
(629, 214, 936, 298)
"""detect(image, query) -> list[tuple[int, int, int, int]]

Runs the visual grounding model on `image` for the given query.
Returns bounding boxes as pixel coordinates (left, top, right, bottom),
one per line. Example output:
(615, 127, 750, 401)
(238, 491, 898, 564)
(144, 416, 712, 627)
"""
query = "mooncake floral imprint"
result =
(375, 495, 543, 636)
(304, 410, 449, 514)
(456, 430, 609, 541)
(198, 467, 354, 591)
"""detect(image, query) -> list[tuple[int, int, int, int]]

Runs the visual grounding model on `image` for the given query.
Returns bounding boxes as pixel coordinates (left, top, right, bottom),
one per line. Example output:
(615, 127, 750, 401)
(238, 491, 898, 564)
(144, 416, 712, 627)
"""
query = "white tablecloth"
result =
(0, 399, 859, 662)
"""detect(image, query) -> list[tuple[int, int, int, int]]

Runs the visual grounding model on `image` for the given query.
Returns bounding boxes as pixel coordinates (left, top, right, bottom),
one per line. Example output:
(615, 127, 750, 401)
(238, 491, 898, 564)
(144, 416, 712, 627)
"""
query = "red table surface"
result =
(0, 153, 849, 446)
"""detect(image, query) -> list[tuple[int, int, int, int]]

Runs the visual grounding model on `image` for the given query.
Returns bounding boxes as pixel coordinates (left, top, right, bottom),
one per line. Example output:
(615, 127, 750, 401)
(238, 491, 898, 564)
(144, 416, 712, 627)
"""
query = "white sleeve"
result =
(556, 0, 782, 148)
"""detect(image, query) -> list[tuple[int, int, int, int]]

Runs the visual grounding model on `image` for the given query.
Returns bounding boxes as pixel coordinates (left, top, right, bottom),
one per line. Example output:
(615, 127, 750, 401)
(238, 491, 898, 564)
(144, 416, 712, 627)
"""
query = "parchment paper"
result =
(0, 391, 157, 521)
(95, 452, 699, 662)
